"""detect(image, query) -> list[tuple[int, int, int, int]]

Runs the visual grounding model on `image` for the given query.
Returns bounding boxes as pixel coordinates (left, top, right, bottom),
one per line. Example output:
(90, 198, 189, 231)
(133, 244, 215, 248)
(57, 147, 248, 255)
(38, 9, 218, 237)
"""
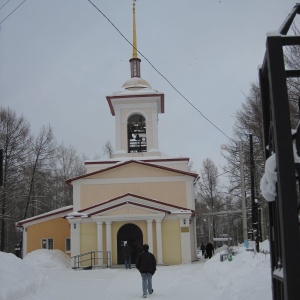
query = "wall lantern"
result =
(183, 219, 186, 225)
(73, 223, 77, 229)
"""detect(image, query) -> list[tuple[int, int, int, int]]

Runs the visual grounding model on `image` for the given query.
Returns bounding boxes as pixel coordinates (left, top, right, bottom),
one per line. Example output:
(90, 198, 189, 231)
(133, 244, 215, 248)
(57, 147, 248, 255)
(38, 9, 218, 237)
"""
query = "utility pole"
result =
(249, 134, 259, 252)
(239, 141, 248, 247)
(0, 149, 3, 186)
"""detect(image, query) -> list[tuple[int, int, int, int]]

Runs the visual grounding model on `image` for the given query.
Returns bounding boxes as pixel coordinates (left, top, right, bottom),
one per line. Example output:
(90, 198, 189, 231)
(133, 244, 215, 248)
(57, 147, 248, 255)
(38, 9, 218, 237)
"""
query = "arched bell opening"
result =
(117, 223, 143, 265)
(127, 114, 147, 153)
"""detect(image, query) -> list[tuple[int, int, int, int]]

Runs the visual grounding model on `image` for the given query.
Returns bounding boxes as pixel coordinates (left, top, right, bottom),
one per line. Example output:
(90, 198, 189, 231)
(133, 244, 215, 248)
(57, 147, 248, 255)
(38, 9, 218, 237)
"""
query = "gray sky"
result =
(0, 0, 298, 178)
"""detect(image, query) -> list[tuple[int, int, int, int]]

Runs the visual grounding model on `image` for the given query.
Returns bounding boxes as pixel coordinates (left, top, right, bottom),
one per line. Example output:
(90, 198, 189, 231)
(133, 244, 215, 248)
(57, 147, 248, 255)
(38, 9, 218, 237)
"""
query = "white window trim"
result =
(41, 238, 54, 250)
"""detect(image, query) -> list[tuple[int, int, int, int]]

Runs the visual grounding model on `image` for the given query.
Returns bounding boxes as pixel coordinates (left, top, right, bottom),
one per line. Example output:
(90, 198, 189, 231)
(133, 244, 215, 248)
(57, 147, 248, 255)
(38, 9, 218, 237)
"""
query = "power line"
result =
(87, 0, 235, 143)
(0, 0, 11, 11)
(0, 0, 29, 25)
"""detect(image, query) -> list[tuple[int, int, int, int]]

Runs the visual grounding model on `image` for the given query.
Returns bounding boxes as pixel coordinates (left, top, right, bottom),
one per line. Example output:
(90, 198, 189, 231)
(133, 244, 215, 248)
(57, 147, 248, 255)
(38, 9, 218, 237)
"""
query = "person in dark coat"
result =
(200, 242, 206, 256)
(206, 241, 214, 259)
(135, 244, 156, 298)
(123, 243, 132, 269)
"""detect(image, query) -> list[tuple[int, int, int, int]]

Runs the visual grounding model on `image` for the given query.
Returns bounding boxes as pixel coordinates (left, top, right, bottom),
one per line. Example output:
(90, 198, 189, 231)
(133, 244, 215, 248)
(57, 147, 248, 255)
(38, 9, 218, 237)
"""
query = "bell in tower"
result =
(128, 114, 147, 153)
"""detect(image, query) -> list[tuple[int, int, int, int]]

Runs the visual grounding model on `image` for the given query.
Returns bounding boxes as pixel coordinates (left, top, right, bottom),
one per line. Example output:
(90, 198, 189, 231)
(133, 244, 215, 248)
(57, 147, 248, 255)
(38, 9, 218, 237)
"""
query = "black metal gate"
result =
(259, 4, 300, 299)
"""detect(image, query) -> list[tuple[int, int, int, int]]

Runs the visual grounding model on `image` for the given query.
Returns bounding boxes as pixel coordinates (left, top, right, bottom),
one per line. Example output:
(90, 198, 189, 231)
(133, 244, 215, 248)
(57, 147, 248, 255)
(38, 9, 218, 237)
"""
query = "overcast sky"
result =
(0, 0, 298, 179)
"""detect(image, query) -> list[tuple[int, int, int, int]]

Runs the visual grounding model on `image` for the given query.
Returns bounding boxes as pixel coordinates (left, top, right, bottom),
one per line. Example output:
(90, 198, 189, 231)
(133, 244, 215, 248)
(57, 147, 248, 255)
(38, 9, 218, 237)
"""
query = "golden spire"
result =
(132, 0, 138, 58)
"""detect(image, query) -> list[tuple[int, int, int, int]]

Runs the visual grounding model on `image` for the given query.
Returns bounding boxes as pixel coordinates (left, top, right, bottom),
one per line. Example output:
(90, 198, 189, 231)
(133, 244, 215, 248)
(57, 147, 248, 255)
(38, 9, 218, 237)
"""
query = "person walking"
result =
(123, 243, 132, 269)
(200, 242, 206, 256)
(135, 244, 156, 298)
(206, 241, 214, 259)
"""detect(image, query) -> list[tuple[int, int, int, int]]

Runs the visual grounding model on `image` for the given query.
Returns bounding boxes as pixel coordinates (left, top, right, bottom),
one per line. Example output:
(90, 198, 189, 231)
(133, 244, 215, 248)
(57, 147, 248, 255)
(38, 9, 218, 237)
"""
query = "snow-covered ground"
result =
(0, 241, 272, 300)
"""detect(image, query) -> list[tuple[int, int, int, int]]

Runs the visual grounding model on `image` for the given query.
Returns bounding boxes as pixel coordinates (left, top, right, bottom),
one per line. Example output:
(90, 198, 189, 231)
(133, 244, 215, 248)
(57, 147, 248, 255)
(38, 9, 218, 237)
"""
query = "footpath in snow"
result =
(0, 241, 272, 300)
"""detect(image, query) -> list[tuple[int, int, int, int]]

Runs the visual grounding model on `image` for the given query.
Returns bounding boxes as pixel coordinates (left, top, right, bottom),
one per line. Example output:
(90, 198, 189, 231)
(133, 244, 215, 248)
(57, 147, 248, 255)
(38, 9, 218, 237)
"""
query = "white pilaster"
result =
(22, 227, 28, 258)
(151, 111, 159, 150)
(68, 218, 81, 257)
(155, 219, 163, 264)
(115, 108, 121, 152)
(96, 221, 103, 252)
(179, 217, 192, 264)
(72, 184, 81, 212)
(147, 219, 153, 253)
(105, 221, 112, 255)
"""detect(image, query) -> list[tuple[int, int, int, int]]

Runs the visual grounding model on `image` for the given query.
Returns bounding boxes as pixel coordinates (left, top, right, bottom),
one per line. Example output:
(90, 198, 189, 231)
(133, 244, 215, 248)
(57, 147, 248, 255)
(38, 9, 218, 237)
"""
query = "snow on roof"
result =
(106, 76, 162, 96)
(16, 205, 73, 226)
(111, 86, 161, 96)
(65, 211, 88, 219)
(121, 77, 152, 89)
(170, 209, 192, 214)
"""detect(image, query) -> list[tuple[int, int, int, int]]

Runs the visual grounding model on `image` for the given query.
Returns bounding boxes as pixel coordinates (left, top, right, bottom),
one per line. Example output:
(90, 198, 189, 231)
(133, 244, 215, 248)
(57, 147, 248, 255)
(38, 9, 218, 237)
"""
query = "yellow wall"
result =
(162, 219, 181, 265)
(26, 217, 70, 255)
(80, 223, 97, 254)
(80, 163, 188, 210)
(81, 181, 186, 210)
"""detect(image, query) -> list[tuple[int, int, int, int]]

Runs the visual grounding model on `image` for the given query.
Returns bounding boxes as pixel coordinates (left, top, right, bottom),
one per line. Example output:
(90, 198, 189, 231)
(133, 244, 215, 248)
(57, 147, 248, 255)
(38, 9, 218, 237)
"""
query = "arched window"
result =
(127, 114, 146, 153)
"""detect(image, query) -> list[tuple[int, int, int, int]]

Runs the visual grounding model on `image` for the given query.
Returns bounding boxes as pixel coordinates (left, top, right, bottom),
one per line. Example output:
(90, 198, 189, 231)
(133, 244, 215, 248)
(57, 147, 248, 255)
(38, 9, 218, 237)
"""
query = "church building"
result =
(16, 1, 198, 266)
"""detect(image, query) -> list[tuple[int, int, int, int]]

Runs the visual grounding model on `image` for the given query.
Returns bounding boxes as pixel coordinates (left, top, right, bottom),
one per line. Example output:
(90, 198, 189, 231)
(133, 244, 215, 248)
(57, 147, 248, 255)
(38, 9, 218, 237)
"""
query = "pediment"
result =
(96, 202, 163, 217)
(84, 162, 182, 180)
(77, 193, 194, 217)
(66, 160, 197, 186)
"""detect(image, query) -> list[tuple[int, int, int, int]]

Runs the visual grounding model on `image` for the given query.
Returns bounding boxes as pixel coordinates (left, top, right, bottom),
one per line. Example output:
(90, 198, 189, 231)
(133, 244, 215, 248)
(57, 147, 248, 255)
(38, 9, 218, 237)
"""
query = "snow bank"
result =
(23, 249, 71, 269)
(203, 244, 272, 300)
(0, 252, 45, 300)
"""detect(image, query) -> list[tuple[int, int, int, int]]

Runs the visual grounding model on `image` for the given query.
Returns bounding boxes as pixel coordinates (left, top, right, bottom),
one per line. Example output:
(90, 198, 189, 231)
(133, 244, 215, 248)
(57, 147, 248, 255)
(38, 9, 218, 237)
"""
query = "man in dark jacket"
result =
(135, 244, 156, 298)
(206, 241, 214, 259)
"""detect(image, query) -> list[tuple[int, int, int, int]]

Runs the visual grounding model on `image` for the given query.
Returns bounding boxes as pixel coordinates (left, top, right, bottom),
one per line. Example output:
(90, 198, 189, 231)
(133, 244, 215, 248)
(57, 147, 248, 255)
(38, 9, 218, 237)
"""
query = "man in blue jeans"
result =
(135, 244, 157, 298)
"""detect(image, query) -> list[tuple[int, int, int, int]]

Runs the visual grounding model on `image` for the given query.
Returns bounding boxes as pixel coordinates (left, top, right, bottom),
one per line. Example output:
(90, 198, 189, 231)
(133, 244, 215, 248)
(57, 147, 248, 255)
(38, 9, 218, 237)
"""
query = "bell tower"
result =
(106, 0, 165, 159)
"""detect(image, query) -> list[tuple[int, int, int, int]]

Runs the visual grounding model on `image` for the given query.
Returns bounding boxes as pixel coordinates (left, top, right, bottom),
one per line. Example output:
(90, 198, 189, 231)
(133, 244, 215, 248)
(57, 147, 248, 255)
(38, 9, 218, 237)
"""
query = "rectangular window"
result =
(41, 238, 53, 250)
(65, 238, 71, 252)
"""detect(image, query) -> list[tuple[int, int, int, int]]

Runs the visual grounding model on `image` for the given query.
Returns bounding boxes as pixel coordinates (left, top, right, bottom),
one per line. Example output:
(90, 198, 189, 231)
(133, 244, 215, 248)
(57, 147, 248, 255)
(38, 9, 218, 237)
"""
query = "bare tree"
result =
(102, 140, 114, 158)
(222, 71, 300, 242)
(22, 125, 56, 219)
(0, 107, 31, 252)
(195, 158, 224, 242)
(49, 144, 86, 208)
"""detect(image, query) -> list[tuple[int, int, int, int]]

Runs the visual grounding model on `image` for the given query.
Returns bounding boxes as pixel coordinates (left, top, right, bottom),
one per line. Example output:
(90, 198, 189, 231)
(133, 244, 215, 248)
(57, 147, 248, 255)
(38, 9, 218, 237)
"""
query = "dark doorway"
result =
(117, 223, 143, 265)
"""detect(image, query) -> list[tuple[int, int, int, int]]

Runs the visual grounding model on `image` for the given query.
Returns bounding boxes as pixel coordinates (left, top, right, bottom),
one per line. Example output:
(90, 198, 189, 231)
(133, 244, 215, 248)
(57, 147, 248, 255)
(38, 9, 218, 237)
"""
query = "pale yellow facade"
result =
(65, 160, 198, 266)
(17, 160, 198, 266)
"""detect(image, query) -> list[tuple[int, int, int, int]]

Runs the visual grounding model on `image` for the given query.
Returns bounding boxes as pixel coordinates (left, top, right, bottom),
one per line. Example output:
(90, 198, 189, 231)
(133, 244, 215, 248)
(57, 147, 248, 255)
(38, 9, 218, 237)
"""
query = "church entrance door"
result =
(117, 223, 143, 265)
